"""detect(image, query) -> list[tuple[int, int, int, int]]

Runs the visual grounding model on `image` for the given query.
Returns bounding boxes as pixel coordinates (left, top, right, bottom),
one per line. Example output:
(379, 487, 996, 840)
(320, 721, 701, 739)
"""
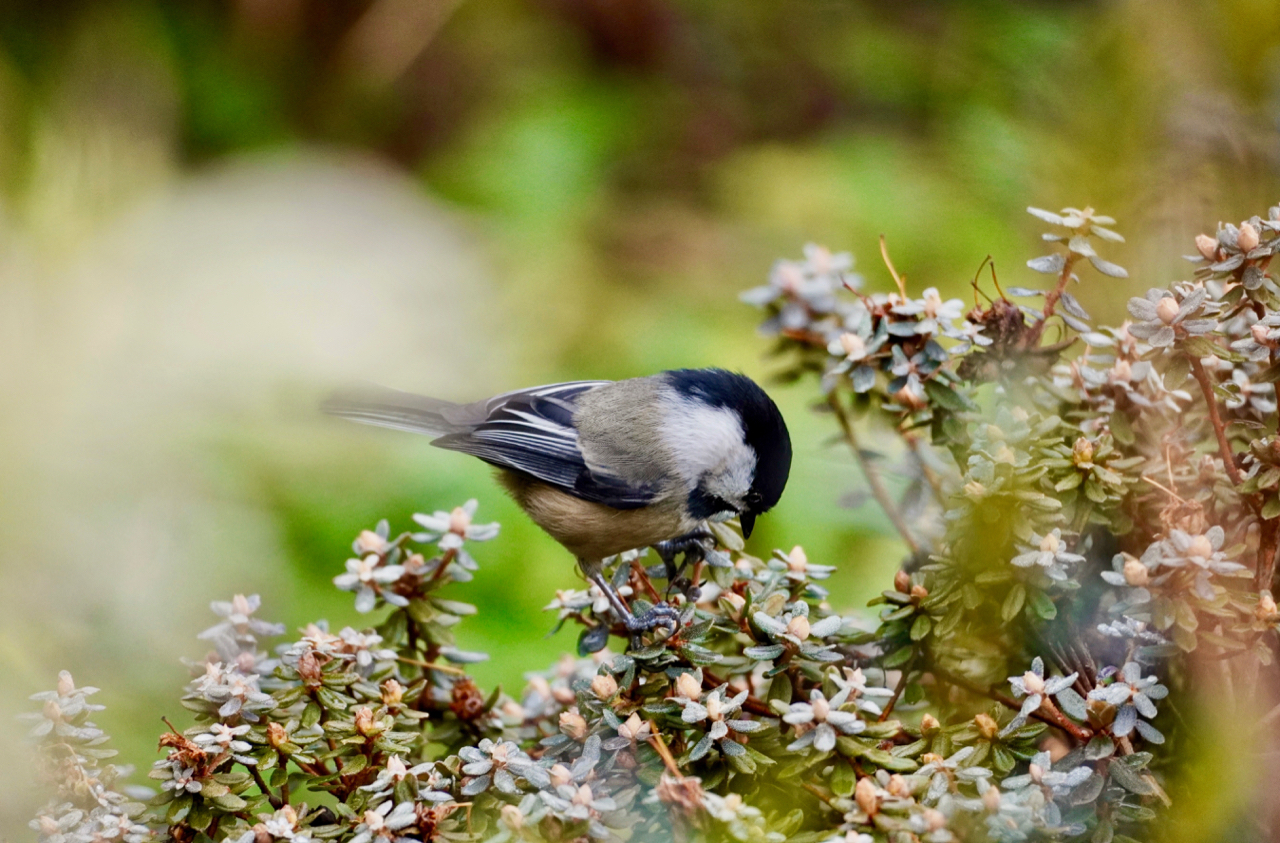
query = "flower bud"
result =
(920, 713, 941, 735)
(1239, 222, 1260, 253)
(297, 651, 324, 686)
(500, 804, 524, 831)
(559, 708, 588, 740)
(1072, 437, 1094, 467)
(1195, 233, 1218, 260)
(719, 592, 746, 618)
(1257, 591, 1279, 622)
(785, 545, 809, 572)
(43, 700, 62, 722)
(1187, 534, 1214, 561)
(1028, 762, 1045, 784)
(355, 530, 387, 555)
(839, 332, 867, 359)
(1252, 323, 1274, 346)
(1122, 555, 1149, 587)
(982, 785, 1002, 812)
(56, 671, 76, 698)
(786, 615, 812, 640)
(381, 679, 404, 707)
(894, 570, 911, 594)
(591, 673, 618, 699)
(887, 773, 912, 798)
(811, 695, 830, 722)
(550, 763, 573, 788)
(448, 506, 472, 535)
(1039, 531, 1061, 554)
(353, 706, 376, 736)
(922, 808, 947, 831)
(910, 584, 929, 602)
(854, 777, 879, 816)
(267, 722, 289, 748)
(675, 673, 702, 700)
(618, 712, 647, 742)
(572, 784, 595, 807)
(1156, 296, 1180, 325)
(1021, 671, 1046, 696)
(974, 713, 999, 740)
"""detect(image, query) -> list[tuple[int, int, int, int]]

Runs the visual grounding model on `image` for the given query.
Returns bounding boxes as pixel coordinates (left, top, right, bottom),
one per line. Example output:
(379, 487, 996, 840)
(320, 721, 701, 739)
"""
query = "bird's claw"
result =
(624, 602, 682, 649)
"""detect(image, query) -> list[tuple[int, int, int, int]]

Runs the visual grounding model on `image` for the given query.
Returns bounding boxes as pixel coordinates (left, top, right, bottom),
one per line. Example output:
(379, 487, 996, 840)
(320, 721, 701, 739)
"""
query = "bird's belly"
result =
(498, 471, 695, 560)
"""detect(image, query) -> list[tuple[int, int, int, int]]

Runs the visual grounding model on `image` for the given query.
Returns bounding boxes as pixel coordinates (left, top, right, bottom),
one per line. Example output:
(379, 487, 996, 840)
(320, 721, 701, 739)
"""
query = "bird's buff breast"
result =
(497, 471, 694, 561)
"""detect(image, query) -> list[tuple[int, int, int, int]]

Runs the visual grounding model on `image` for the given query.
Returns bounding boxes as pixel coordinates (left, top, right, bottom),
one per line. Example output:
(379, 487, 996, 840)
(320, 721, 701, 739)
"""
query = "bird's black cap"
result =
(665, 368, 792, 534)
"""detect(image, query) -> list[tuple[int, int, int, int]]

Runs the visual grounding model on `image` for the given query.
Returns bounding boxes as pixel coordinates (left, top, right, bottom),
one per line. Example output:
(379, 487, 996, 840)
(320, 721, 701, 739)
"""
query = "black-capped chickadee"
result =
(323, 368, 791, 641)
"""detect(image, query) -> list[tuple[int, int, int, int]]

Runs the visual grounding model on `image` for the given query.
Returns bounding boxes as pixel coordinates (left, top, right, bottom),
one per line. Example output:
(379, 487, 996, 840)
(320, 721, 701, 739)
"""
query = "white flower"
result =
(783, 688, 865, 752)
(333, 555, 408, 613)
(413, 499, 500, 550)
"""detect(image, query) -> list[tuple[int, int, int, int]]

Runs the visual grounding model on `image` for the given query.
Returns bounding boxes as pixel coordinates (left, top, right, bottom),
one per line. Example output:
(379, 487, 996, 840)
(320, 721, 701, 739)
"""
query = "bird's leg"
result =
(652, 529, 714, 600)
(585, 568, 682, 650)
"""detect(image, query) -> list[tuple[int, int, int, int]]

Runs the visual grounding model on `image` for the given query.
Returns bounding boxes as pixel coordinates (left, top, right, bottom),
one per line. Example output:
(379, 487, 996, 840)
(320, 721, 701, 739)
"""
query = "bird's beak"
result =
(740, 511, 756, 539)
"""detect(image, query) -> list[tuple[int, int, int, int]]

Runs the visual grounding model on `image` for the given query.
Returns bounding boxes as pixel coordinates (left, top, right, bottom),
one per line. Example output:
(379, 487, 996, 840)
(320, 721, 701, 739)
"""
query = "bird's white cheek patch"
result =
(660, 398, 757, 498)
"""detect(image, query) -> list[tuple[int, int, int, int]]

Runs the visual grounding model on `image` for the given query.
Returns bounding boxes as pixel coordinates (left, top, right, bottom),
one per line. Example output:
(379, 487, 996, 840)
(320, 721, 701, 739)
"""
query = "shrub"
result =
(24, 204, 1280, 842)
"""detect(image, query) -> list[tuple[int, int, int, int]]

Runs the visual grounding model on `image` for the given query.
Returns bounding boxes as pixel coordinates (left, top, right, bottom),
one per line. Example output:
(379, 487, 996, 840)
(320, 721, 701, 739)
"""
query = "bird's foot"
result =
(624, 602, 682, 650)
(653, 530, 713, 600)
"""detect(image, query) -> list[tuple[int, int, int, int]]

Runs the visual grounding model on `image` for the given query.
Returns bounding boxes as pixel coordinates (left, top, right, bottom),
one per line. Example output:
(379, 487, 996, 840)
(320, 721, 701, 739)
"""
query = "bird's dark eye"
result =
(745, 490, 763, 509)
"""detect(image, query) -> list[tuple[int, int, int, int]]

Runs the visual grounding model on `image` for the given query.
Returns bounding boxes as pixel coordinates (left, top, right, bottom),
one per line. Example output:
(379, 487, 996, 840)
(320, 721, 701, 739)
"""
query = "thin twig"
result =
(250, 765, 283, 809)
(879, 654, 916, 721)
(930, 665, 1092, 742)
(397, 656, 467, 675)
(1026, 253, 1079, 346)
(827, 391, 920, 554)
(1189, 356, 1242, 486)
(647, 721, 682, 776)
(879, 235, 908, 299)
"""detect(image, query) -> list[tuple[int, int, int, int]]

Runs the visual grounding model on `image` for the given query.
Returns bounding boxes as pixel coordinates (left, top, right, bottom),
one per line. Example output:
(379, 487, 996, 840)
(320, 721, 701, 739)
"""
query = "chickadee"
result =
(323, 368, 791, 640)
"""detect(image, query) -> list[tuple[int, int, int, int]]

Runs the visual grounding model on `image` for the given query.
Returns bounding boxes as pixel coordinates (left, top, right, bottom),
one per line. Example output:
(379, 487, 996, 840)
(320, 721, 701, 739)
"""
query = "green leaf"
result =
(301, 701, 322, 729)
(909, 615, 932, 641)
(1026, 588, 1057, 620)
(1002, 584, 1026, 623)
(883, 645, 914, 668)
(1263, 495, 1280, 520)
(1107, 759, 1154, 795)
(830, 758, 856, 796)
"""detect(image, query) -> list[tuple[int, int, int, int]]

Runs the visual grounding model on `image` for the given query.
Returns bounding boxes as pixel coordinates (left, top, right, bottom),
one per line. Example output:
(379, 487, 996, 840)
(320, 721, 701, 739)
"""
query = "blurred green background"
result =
(1, 0, 1277, 837)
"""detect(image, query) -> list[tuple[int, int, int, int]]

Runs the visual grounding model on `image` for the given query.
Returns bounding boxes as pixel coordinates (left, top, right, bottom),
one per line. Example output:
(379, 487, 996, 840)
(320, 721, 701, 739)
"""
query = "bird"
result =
(323, 368, 792, 645)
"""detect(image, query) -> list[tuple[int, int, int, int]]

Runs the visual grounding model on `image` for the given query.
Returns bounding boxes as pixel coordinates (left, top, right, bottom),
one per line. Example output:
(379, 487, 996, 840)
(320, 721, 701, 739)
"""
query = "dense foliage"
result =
(25, 203, 1280, 842)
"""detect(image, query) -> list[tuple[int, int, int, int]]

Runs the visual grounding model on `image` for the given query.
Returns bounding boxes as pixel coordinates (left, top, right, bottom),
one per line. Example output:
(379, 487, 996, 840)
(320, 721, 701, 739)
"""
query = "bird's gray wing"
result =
(431, 381, 659, 509)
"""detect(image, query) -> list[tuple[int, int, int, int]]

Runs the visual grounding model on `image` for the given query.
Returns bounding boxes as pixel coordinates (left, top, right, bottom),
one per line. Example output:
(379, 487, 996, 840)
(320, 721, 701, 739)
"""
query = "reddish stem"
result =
(1189, 356, 1242, 486)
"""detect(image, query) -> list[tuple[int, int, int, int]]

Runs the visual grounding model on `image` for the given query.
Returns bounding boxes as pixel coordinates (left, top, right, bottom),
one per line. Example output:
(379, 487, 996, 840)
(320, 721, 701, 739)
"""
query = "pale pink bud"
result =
(559, 708, 588, 740)
(787, 615, 812, 640)
(381, 679, 404, 706)
(1239, 222, 1260, 253)
(887, 773, 911, 798)
(1186, 534, 1214, 561)
(1122, 555, 1149, 587)
(448, 506, 472, 535)
(1021, 671, 1046, 695)
(56, 671, 76, 698)
(355, 530, 387, 554)
(1195, 233, 1218, 260)
(500, 804, 524, 831)
(855, 777, 879, 816)
(675, 673, 702, 700)
(591, 674, 618, 699)
(1156, 296, 1180, 325)
(550, 763, 573, 788)
(983, 785, 1002, 812)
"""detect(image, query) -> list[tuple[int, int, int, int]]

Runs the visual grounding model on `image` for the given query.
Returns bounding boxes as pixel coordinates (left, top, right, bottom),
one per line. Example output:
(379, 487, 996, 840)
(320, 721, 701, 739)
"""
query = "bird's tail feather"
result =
(321, 383, 468, 438)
